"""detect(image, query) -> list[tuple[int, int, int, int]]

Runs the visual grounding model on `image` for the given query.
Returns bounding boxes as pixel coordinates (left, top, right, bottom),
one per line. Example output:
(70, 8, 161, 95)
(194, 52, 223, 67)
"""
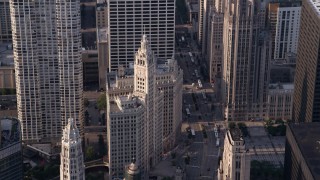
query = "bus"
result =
(186, 108, 191, 117)
(191, 129, 195, 136)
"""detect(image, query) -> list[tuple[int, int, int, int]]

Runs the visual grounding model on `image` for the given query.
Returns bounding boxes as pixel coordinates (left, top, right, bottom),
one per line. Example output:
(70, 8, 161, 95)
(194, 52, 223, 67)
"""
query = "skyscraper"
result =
(10, 0, 83, 144)
(222, 0, 271, 121)
(107, 35, 164, 178)
(107, 0, 175, 71)
(273, 2, 301, 60)
(207, 5, 224, 83)
(0, 0, 11, 42)
(292, 0, 320, 123)
(198, 0, 212, 54)
(60, 118, 85, 180)
(106, 35, 183, 178)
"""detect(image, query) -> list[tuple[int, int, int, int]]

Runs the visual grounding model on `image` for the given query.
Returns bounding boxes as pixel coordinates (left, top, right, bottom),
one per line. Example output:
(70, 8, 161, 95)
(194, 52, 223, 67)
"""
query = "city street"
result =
(173, 30, 225, 180)
(167, 121, 225, 180)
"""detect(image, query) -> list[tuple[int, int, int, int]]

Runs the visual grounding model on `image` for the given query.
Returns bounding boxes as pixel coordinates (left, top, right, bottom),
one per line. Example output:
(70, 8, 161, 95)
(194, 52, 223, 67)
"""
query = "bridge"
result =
(85, 158, 109, 169)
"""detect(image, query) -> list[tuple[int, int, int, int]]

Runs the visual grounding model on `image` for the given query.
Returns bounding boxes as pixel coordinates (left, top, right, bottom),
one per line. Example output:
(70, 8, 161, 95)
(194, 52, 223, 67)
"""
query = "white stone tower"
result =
(60, 118, 85, 180)
(133, 34, 163, 172)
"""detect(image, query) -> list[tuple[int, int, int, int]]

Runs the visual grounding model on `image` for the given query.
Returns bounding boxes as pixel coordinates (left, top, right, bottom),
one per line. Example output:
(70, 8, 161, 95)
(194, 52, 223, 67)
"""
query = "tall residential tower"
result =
(10, 0, 83, 145)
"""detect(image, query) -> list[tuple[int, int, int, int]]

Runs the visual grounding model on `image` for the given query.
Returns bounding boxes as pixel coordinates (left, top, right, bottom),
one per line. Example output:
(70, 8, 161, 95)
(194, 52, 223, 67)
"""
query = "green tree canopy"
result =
(97, 93, 106, 110)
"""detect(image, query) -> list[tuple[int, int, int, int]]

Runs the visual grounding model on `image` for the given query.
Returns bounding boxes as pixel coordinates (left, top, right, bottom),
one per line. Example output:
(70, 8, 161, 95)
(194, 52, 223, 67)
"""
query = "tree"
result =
(85, 146, 95, 161)
(97, 93, 106, 110)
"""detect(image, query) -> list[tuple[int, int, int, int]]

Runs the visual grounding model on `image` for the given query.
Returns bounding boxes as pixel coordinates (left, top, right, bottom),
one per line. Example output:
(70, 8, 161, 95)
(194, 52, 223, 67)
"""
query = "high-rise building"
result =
(273, 2, 301, 60)
(217, 128, 250, 180)
(107, 35, 164, 178)
(107, 35, 182, 178)
(10, 0, 83, 145)
(292, 0, 320, 123)
(222, 0, 271, 121)
(0, 0, 11, 42)
(207, 7, 224, 83)
(107, 0, 175, 71)
(0, 117, 22, 180)
(284, 123, 320, 180)
(60, 118, 85, 180)
(268, 1, 302, 60)
(198, 0, 212, 54)
(155, 58, 183, 152)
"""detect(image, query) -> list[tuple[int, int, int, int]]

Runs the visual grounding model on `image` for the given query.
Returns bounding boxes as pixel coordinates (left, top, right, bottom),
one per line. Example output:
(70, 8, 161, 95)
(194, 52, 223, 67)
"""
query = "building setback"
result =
(292, 0, 320, 123)
(107, 0, 175, 71)
(10, 0, 83, 146)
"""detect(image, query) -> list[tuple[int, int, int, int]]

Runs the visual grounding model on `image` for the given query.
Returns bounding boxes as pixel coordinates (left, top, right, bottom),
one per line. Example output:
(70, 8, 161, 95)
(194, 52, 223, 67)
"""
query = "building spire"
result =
(60, 117, 85, 180)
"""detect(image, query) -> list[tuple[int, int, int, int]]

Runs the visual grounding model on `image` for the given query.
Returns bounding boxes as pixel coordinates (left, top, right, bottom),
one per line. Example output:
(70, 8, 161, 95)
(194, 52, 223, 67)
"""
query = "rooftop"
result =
(269, 83, 294, 90)
(109, 101, 121, 113)
(0, 43, 14, 66)
(189, 3, 199, 12)
(229, 128, 243, 141)
(109, 96, 142, 114)
(289, 123, 320, 179)
(0, 117, 20, 149)
(97, 28, 108, 43)
(308, 0, 320, 17)
(82, 31, 97, 50)
(96, 0, 107, 5)
(106, 69, 134, 89)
